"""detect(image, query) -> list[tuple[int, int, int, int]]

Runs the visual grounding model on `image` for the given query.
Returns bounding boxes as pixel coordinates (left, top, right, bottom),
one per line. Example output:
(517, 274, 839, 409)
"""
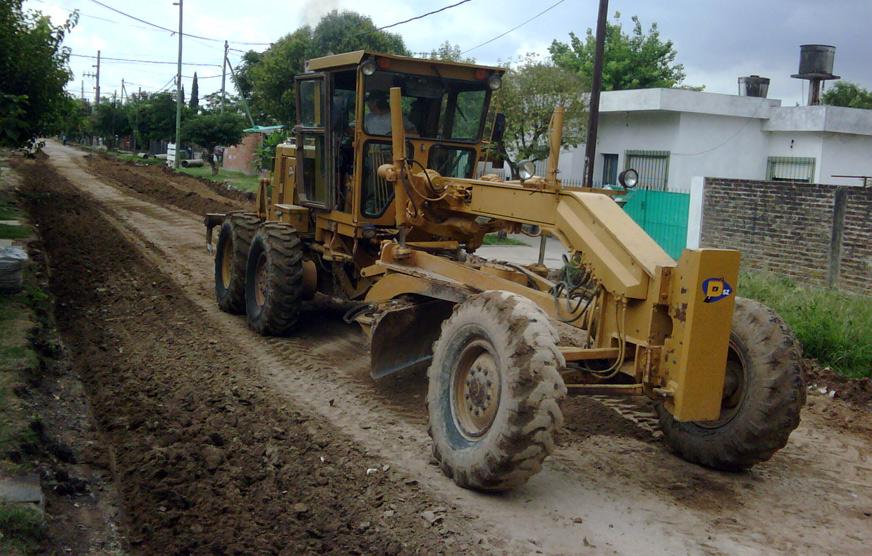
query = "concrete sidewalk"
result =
(475, 235, 568, 269)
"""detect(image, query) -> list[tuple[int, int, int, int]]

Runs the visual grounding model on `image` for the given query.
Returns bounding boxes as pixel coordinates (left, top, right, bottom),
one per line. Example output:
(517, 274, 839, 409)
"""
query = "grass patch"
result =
(739, 272, 872, 378)
(482, 233, 528, 246)
(0, 223, 29, 240)
(176, 165, 260, 193)
(0, 206, 21, 221)
(0, 502, 45, 554)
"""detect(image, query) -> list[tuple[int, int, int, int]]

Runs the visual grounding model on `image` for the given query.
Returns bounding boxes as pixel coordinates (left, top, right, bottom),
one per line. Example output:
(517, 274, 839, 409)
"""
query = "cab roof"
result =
(304, 50, 505, 74)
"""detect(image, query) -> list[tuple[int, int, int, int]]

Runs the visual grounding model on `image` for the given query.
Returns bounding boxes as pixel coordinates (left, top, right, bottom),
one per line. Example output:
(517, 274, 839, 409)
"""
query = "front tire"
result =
(244, 224, 304, 336)
(656, 297, 805, 470)
(427, 291, 567, 491)
(214, 212, 259, 314)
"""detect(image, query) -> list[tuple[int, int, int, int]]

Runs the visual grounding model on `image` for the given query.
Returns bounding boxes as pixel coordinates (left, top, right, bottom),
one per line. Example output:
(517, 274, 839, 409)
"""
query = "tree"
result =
(91, 99, 131, 149)
(549, 12, 687, 91)
(128, 92, 181, 147)
(309, 10, 406, 57)
(822, 81, 872, 110)
(242, 10, 409, 127)
(182, 112, 246, 175)
(0, 1, 77, 147)
(428, 41, 475, 63)
(496, 54, 586, 175)
(189, 72, 199, 112)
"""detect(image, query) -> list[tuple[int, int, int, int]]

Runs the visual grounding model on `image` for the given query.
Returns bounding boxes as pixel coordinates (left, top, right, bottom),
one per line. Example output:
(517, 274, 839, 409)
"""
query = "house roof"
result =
(600, 88, 872, 137)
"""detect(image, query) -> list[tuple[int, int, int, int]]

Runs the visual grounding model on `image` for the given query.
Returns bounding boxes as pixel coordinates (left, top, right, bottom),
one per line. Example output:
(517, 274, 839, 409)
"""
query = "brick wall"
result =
(701, 178, 871, 295)
(222, 134, 261, 175)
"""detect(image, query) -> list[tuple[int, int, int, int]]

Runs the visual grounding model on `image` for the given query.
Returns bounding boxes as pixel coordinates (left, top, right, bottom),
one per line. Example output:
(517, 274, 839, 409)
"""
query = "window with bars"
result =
(625, 150, 670, 190)
(766, 157, 815, 183)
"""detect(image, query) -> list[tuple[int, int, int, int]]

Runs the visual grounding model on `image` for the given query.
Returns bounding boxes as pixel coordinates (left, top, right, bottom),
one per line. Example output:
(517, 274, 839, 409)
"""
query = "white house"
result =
(558, 88, 872, 190)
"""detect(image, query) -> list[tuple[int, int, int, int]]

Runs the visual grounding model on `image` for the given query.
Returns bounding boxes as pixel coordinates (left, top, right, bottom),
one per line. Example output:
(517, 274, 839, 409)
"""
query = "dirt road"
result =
(33, 142, 872, 554)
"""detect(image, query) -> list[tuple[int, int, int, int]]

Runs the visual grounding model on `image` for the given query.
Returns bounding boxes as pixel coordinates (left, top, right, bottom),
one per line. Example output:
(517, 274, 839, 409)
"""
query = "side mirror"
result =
(491, 112, 506, 143)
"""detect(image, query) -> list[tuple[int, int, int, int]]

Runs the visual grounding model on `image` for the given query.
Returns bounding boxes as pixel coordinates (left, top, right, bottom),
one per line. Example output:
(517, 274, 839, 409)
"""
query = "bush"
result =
(738, 272, 872, 378)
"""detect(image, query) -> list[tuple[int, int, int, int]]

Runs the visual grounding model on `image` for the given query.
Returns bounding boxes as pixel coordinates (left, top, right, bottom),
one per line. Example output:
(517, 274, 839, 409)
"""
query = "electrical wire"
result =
(461, 0, 566, 55)
(377, 0, 472, 30)
(88, 0, 271, 45)
(70, 53, 221, 67)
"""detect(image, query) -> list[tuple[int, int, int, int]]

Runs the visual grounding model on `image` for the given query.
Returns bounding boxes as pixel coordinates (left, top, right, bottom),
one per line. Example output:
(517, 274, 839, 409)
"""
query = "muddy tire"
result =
(656, 297, 805, 471)
(244, 223, 303, 336)
(214, 212, 259, 314)
(427, 291, 567, 491)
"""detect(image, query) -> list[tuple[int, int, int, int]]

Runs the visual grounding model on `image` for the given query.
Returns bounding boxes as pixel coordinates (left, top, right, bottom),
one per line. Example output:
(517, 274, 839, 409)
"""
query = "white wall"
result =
(669, 112, 770, 191)
(591, 111, 680, 186)
(765, 131, 824, 181)
(819, 133, 872, 186)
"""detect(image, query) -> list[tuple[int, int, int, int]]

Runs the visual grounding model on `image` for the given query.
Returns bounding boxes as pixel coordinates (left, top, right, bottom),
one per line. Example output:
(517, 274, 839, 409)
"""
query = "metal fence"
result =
(622, 189, 690, 259)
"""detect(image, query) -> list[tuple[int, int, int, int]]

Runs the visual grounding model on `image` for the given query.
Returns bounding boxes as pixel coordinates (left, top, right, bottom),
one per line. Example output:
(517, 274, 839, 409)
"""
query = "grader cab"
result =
(205, 51, 804, 491)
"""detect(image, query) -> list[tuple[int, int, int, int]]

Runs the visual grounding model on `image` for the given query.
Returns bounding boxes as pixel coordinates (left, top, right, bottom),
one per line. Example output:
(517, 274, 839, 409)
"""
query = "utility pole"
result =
(220, 40, 228, 113)
(80, 80, 84, 100)
(95, 50, 101, 105)
(174, 0, 184, 169)
(583, 0, 608, 187)
(121, 78, 126, 105)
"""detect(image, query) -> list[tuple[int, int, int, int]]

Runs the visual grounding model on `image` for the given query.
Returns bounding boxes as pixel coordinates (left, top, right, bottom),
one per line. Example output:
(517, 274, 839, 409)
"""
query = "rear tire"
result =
(244, 224, 304, 336)
(656, 297, 805, 470)
(214, 212, 259, 314)
(427, 291, 567, 491)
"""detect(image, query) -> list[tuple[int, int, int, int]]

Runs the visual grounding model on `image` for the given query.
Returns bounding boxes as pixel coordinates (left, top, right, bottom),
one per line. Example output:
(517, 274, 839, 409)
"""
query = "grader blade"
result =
(369, 298, 454, 379)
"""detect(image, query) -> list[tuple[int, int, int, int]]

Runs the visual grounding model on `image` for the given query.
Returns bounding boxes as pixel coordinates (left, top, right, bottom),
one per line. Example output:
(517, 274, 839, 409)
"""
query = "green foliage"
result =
(497, 54, 586, 167)
(182, 112, 246, 174)
(0, 502, 45, 554)
(428, 41, 475, 63)
(242, 10, 408, 127)
(822, 81, 872, 110)
(128, 92, 185, 145)
(0, 223, 29, 240)
(255, 130, 288, 173)
(549, 12, 688, 91)
(90, 100, 131, 149)
(0, 1, 77, 146)
(739, 272, 872, 378)
(482, 233, 528, 246)
(189, 73, 199, 112)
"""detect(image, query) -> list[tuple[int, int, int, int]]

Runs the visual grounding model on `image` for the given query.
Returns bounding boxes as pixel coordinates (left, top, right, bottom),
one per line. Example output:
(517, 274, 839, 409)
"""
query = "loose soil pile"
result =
(84, 154, 252, 216)
(19, 161, 471, 554)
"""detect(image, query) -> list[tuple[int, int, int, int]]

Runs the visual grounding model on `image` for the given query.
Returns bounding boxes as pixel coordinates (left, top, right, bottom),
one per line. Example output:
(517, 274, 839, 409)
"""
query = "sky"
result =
(24, 0, 872, 108)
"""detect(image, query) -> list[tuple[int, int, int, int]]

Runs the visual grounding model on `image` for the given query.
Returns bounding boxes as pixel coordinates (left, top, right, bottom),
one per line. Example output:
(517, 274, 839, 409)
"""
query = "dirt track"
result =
(27, 142, 872, 553)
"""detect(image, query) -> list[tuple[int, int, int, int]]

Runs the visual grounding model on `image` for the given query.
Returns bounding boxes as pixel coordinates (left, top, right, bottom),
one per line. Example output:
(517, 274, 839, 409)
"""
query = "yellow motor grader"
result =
(205, 51, 804, 491)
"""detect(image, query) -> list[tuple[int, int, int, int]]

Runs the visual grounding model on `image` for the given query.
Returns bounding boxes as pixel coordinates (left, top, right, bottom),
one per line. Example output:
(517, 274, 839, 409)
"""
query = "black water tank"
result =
(738, 75, 771, 98)
(796, 44, 836, 77)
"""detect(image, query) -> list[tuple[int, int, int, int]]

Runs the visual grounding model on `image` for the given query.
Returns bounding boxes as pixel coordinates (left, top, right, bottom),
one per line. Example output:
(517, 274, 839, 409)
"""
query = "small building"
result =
(559, 88, 872, 190)
(222, 125, 286, 176)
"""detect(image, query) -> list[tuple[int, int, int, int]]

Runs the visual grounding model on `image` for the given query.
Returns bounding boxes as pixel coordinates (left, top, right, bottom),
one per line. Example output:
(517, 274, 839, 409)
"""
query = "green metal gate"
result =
(623, 189, 690, 260)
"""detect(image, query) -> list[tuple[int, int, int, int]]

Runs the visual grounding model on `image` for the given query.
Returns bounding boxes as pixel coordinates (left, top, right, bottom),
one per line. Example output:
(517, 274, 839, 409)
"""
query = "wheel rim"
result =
(451, 338, 501, 440)
(254, 252, 268, 308)
(220, 234, 233, 288)
(698, 339, 748, 429)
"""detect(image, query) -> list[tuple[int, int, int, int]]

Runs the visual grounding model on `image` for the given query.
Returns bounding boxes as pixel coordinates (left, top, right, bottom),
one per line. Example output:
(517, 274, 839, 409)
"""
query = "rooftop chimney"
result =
(738, 75, 770, 98)
(791, 44, 840, 105)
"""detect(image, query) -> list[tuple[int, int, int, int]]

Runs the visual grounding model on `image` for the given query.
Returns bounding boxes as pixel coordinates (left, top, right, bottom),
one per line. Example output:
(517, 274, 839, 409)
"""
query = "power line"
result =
(461, 0, 566, 55)
(88, 0, 271, 45)
(70, 53, 221, 67)
(378, 0, 472, 30)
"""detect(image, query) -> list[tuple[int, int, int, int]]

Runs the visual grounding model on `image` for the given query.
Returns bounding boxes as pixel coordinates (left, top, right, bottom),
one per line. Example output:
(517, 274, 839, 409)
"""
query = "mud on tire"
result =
(427, 291, 567, 491)
(214, 212, 260, 314)
(656, 297, 805, 470)
(244, 223, 304, 336)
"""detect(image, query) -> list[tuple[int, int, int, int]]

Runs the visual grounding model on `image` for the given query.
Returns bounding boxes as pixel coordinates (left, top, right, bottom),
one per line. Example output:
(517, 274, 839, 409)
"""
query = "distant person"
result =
(364, 91, 417, 136)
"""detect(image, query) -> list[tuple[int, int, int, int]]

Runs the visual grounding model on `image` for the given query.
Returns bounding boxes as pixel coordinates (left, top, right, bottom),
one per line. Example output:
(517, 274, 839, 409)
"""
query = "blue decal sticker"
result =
(701, 277, 733, 303)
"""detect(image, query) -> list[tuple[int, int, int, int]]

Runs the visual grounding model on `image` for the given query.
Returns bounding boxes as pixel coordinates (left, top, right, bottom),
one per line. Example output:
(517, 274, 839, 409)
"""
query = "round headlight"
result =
(360, 58, 377, 76)
(488, 74, 502, 90)
(619, 168, 638, 189)
(518, 160, 535, 181)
